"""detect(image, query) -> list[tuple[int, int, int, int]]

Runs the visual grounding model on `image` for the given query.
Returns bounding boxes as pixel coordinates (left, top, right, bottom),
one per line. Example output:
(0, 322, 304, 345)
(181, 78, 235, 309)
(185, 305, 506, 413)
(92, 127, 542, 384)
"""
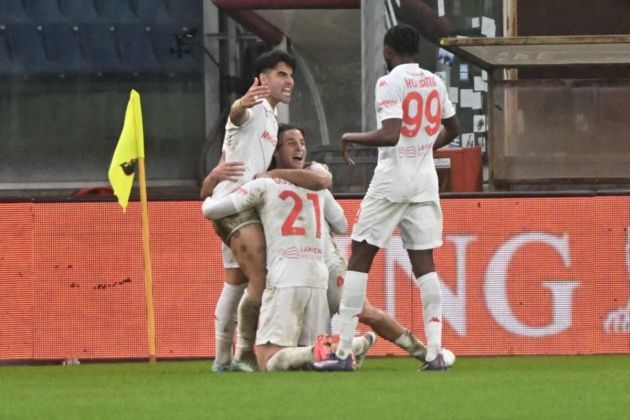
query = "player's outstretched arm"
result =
(201, 196, 239, 220)
(229, 78, 270, 126)
(262, 168, 331, 190)
(341, 119, 402, 165)
(202, 178, 269, 220)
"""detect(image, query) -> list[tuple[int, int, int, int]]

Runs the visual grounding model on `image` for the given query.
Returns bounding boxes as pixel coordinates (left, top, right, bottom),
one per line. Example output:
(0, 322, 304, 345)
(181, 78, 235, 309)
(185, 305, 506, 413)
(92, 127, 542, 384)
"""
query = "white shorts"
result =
(351, 196, 443, 250)
(256, 286, 329, 347)
(221, 243, 239, 269)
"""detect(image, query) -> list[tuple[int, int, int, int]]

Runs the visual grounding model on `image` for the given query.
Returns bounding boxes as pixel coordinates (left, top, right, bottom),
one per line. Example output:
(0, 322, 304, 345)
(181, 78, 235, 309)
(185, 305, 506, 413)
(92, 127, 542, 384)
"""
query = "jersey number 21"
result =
(279, 190, 322, 238)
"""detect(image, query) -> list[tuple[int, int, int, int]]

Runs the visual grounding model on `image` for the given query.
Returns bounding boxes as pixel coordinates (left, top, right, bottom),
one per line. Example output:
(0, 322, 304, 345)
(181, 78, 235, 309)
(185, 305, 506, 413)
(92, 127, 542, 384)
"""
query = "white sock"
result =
(414, 272, 442, 362)
(214, 282, 246, 365)
(266, 347, 313, 371)
(234, 290, 261, 359)
(351, 335, 370, 355)
(336, 271, 368, 359)
(394, 330, 427, 359)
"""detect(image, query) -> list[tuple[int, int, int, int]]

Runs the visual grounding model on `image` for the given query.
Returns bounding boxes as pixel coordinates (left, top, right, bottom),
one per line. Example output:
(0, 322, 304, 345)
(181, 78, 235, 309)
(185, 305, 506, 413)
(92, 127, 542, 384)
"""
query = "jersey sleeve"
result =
(221, 107, 255, 153)
(229, 178, 270, 212)
(202, 178, 269, 220)
(438, 79, 456, 120)
(375, 75, 403, 122)
(322, 190, 347, 234)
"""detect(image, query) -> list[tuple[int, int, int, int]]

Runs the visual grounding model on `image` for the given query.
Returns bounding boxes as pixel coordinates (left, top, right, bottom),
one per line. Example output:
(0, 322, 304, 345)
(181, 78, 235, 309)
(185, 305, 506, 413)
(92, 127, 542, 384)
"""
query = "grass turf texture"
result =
(1, 356, 629, 419)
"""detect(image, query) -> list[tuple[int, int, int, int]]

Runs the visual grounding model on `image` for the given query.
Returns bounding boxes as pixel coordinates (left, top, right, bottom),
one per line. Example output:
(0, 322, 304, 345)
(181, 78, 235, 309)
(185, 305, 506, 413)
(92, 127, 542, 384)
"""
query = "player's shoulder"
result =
(376, 72, 396, 90)
(246, 177, 275, 191)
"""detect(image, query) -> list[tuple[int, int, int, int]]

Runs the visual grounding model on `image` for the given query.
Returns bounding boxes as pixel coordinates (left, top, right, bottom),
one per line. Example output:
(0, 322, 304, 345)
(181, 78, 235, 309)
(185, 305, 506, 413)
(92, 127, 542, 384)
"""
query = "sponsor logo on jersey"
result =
(397, 142, 434, 158)
(261, 130, 278, 147)
(278, 246, 323, 261)
(377, 79, 388, 88)
(377, 99, 398, 110)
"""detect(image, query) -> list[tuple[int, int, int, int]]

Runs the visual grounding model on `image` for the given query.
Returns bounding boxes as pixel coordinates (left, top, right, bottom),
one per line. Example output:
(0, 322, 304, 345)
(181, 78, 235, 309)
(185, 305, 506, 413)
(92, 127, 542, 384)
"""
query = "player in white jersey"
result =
(209, 127, 453, 369)
(203, 125, 375, 371)
(314, 24, 460, 372)
(200, 51, 331, 372)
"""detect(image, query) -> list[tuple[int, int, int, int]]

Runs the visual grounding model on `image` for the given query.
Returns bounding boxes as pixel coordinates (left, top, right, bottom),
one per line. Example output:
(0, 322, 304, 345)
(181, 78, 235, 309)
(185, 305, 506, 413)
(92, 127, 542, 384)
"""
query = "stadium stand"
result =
(0, 0, 28, 23)
(41, 23, 86, 75)
(130, 0, 174, 24)
(165, 0, 203, 26)
(117, 23, 162, 74)
(58, 0, 101, 23)
(149, 24, 200, 77)
(0, 1, 201, 78)
(22, 0, 67, 23)
(6, 24, 50, 75)
(80, 23, 122, 75)
(94, 0, 138, 23)
(0, 27, 11, 77)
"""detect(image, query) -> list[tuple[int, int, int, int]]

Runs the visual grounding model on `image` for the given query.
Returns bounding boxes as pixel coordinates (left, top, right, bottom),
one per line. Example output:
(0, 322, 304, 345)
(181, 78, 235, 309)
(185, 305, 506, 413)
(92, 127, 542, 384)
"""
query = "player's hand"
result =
(341, 134, 356, 166)
(210, 160, 245, 182)
(240, 78, 270, 108)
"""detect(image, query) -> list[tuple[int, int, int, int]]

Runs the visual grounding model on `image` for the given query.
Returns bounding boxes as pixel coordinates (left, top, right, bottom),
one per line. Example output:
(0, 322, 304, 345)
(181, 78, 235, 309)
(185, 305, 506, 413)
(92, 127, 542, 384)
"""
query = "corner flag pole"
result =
(108, 90, 156, 363)
(138, 157, 157, 363)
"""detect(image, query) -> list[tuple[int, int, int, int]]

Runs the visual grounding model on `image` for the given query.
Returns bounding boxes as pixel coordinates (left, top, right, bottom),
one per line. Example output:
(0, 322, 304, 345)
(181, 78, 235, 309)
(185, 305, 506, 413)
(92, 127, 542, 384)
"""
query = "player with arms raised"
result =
(314, 24, 460, 371)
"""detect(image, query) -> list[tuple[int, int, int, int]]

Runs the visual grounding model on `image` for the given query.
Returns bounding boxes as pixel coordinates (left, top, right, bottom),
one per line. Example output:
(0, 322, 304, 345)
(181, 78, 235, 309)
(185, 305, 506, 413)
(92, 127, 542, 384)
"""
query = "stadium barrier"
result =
(0, 196, 629, 361)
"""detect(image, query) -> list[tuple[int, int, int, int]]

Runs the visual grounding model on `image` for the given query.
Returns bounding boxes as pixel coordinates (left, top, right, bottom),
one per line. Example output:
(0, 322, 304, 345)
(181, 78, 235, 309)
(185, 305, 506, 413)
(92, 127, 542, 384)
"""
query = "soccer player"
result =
(314, 24, 460, 372)
(200, 51, 331, 372)
(202, 124, 375, 371)
(207, 124, 453, 370)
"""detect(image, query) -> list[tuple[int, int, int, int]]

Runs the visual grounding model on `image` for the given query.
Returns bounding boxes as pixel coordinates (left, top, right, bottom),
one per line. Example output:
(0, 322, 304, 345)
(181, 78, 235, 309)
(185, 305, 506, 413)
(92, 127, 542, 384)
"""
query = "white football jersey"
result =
(213, 99, 278, 199)
(367, 63, 455, 203)
(229, 178, 346, 289)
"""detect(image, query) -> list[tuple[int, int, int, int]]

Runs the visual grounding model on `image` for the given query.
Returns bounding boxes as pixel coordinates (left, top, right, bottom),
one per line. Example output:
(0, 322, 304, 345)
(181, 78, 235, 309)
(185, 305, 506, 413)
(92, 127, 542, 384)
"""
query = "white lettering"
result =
(485, 232, 580, 337)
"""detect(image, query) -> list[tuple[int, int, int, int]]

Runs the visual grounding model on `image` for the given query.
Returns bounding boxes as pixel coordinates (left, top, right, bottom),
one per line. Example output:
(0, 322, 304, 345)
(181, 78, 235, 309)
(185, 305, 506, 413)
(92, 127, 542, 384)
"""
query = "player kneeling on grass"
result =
(203, 125, 376, 371)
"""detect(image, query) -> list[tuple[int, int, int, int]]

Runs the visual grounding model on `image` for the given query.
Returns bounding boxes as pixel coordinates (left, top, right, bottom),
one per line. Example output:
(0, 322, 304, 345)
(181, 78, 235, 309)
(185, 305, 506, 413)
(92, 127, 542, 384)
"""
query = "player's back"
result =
(257, 178, 330, 290)
(368, 63, 454, 202)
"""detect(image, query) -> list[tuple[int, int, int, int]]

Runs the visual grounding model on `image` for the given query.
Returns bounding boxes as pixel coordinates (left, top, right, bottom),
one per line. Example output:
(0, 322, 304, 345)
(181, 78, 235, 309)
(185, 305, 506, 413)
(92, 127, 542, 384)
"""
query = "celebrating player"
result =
(314, 24, 460, 372)
(202, 124, 375, 371)
(200, 51, 331, 372)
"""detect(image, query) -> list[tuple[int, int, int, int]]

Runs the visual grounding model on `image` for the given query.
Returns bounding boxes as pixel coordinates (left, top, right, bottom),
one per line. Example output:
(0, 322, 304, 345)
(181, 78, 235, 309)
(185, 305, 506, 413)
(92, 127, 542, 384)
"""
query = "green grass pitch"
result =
(1, 355, 629, 419)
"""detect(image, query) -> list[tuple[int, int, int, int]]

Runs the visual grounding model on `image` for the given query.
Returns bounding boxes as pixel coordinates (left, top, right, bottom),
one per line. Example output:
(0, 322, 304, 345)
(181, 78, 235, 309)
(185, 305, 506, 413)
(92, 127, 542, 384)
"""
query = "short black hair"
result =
(254, 50, 296, 77)
(384, 24, 420, 56)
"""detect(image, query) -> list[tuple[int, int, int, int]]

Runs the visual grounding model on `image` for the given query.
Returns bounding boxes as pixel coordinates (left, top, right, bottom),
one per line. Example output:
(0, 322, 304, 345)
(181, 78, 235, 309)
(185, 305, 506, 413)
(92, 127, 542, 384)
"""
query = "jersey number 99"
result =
(400, 89, 441, 138)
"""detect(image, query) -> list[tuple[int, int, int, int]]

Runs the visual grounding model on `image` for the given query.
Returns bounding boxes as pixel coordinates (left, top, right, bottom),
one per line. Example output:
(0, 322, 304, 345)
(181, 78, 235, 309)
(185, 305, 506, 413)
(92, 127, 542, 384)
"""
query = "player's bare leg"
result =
(212, 268, 247, 372)
(229, 223, 267, 371)
(359, 301, 427, 361)
(263, 334, 376, 372)
(408, 248, 446, 370)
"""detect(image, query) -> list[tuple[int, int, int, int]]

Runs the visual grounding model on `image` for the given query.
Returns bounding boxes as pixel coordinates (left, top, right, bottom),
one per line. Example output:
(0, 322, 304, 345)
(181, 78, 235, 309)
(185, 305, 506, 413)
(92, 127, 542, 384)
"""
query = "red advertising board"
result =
(0, 196, 628, 361)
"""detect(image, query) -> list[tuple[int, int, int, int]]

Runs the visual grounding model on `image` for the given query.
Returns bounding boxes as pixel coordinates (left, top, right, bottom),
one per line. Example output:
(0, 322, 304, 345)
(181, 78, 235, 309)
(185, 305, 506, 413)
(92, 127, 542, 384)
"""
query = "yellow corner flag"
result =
(108, 90, 145, 210)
